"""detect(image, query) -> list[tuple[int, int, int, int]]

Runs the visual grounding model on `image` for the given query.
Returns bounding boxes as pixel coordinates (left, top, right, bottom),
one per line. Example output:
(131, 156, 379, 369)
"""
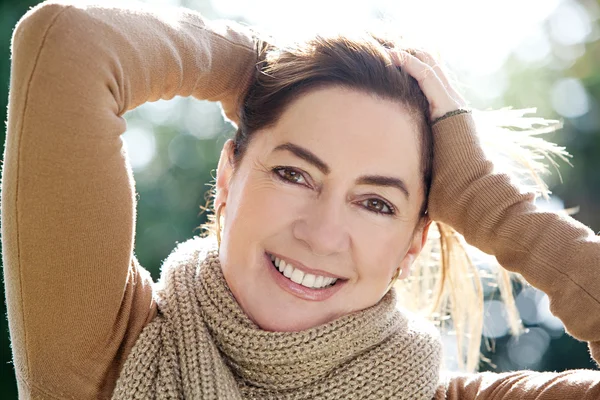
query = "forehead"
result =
(262, 86, 422, 184)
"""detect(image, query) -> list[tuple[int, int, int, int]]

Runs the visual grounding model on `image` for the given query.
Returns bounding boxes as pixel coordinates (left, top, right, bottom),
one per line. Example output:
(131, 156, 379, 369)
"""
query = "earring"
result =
(385, 266, 402, 293)
(215, 202, 225, 248)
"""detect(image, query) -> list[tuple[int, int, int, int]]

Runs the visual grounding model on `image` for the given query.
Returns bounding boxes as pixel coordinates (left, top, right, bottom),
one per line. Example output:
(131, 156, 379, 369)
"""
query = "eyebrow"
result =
(273, 142, 330, 174)
(356, 175, 410, 200)
(272, 142, 410, 199)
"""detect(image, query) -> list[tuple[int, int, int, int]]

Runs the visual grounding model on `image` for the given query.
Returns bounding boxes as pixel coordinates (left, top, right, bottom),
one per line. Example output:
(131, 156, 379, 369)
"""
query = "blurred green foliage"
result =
(0, 0, 599, 398)
(1, 2, 40, 398)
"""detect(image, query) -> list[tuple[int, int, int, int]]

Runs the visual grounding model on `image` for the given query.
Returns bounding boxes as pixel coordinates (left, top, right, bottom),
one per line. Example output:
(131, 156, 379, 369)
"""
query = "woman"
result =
(2, 0, 599, 399)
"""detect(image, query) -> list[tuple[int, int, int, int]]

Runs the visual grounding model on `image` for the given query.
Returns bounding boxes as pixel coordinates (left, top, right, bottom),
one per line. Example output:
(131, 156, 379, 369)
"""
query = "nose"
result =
(292, 191, 350, 256)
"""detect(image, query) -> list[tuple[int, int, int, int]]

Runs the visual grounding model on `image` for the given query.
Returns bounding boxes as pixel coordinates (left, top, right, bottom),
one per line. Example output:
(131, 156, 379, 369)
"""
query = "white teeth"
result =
(269, 254, 339, 289)
(301, 273, 316, 288)
(291, 269, 304, 284)
(324, 277, 337, 286)
(313, 276, 324, 288)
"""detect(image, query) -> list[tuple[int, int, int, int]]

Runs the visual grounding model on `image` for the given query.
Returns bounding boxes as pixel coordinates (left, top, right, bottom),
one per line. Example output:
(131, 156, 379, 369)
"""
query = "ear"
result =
(398, 218, 432, 280)
(214, 139, 235, 209)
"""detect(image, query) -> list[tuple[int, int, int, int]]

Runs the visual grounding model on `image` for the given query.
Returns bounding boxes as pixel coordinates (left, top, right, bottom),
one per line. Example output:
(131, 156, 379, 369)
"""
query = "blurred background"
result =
(1, 0, 599, 397)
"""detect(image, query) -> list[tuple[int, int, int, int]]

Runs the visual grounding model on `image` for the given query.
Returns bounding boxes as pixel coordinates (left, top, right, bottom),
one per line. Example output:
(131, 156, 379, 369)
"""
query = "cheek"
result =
(350, 224, 411, 282)
(219, 171, 302, 294)
(223, 172, 305, 242)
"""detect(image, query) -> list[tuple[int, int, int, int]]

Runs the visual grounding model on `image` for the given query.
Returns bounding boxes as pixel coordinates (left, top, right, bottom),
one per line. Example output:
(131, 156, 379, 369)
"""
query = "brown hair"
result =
(201, 32, 568, 372)
(234, 34, 432, 217)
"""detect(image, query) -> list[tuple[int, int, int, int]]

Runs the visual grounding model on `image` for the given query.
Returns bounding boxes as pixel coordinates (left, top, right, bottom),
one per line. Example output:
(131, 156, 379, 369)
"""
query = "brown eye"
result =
(274, 167, 308, 186)
(362, 198, 393, 215)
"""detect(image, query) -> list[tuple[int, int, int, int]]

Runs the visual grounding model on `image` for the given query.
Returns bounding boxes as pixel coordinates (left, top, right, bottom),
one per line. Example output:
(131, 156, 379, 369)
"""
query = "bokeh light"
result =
(551, 77, 590, 118)
(483, 300, 510, 339)
(122, 123, 157, 171)
(1, 0, 599, 397)
(507, 327, 551, 369)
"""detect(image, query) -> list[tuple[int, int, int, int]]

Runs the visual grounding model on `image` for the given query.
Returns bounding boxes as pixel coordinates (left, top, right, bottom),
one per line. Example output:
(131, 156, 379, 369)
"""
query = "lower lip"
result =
(264, 253, 345, 301)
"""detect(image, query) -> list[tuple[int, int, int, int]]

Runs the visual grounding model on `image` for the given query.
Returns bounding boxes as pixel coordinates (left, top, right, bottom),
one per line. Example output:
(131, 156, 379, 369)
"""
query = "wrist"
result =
(431, 108, 472, 126)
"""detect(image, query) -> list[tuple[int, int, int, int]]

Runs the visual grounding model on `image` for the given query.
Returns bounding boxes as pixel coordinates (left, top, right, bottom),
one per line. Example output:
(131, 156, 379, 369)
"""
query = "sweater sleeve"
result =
(428, 113, 600, 399)
(1, 1, 256, 399)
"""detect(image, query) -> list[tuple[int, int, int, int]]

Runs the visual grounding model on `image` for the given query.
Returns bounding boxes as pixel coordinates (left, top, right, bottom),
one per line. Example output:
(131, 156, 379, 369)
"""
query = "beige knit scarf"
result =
(112, 237, 442, 399)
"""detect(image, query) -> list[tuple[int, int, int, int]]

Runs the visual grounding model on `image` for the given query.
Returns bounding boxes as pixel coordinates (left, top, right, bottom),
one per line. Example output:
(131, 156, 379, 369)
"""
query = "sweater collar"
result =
(196, 250, 410, 391)
(116, 237, 442, 399)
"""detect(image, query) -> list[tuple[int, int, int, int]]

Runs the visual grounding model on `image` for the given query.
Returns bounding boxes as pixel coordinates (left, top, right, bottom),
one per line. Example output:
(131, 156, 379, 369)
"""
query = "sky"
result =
(136, 0, 597, 108)
(206, 0, 563, 73)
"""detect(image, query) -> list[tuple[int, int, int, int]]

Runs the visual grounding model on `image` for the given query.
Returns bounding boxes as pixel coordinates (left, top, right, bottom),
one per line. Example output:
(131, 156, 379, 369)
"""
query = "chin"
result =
(222, 254, 344, 332)
(237, 290, 338, 332)
(251, 308, 334, 332)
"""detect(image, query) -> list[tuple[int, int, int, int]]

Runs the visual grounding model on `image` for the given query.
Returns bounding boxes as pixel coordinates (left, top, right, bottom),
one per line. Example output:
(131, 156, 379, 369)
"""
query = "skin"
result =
(392, 49, 467, 120)
(213, 50, 467, 332)
(215, 86, 430, 331)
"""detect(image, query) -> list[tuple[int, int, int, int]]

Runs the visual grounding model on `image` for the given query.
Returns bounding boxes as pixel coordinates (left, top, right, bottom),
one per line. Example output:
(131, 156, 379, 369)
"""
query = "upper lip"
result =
(268, 252, 346, 280)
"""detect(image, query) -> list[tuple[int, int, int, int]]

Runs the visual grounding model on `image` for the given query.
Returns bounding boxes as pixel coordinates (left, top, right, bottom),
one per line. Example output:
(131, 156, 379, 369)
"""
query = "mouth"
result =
(267, 253, 341, 290)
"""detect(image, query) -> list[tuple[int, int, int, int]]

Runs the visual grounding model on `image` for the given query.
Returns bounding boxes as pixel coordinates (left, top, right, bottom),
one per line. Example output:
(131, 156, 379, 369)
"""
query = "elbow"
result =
(12, 2, 69, 46)
(11, 1, 89, 61)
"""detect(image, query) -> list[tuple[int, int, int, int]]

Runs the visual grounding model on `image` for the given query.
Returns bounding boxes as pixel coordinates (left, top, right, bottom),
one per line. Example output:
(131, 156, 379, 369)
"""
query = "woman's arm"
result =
(393, 51, 600, 398)
(430, 114, 600, 360)
(431, 113, 600, 399)
(1, 1, 255, 398)
(437, 369, 600, 399)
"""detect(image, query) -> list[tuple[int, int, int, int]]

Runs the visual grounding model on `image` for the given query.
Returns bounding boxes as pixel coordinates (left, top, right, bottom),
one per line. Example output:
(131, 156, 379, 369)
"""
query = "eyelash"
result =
(361, 198, 396, 216)
(272, 166, 311, 187)
(271, 166, 396, 216)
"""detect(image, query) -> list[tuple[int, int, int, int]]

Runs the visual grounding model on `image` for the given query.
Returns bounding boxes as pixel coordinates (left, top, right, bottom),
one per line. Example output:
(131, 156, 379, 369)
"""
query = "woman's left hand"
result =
(390, 50, 468, 122)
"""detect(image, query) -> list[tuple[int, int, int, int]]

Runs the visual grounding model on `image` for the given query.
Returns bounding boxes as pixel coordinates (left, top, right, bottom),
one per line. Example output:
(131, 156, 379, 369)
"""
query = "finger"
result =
(390, 50, 459, 117)
(390, 50, 445, 92)
(411, 50, 450, 88)
(411, 49, 467, 107)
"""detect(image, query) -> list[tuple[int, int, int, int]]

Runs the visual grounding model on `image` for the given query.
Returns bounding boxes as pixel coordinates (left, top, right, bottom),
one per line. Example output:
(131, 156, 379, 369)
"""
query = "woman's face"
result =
(216, 86, 429, 332)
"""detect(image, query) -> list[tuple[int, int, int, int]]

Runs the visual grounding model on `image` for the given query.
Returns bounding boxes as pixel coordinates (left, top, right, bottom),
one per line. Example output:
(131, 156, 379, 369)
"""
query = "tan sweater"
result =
(2, 1, 599, 399)
(112, 242, 443, 399)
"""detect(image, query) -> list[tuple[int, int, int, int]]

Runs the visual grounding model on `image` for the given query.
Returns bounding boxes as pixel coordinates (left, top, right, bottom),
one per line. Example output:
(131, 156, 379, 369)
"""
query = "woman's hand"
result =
(390, 50, 468, 122)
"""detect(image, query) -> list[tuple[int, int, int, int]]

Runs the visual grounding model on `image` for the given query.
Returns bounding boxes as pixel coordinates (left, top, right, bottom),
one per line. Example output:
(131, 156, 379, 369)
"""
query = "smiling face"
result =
(215, 86, 429, 332)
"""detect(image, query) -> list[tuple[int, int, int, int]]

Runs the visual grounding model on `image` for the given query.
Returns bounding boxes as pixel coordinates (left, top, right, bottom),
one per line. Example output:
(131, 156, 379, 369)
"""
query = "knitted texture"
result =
(112, 237, 442, 399)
